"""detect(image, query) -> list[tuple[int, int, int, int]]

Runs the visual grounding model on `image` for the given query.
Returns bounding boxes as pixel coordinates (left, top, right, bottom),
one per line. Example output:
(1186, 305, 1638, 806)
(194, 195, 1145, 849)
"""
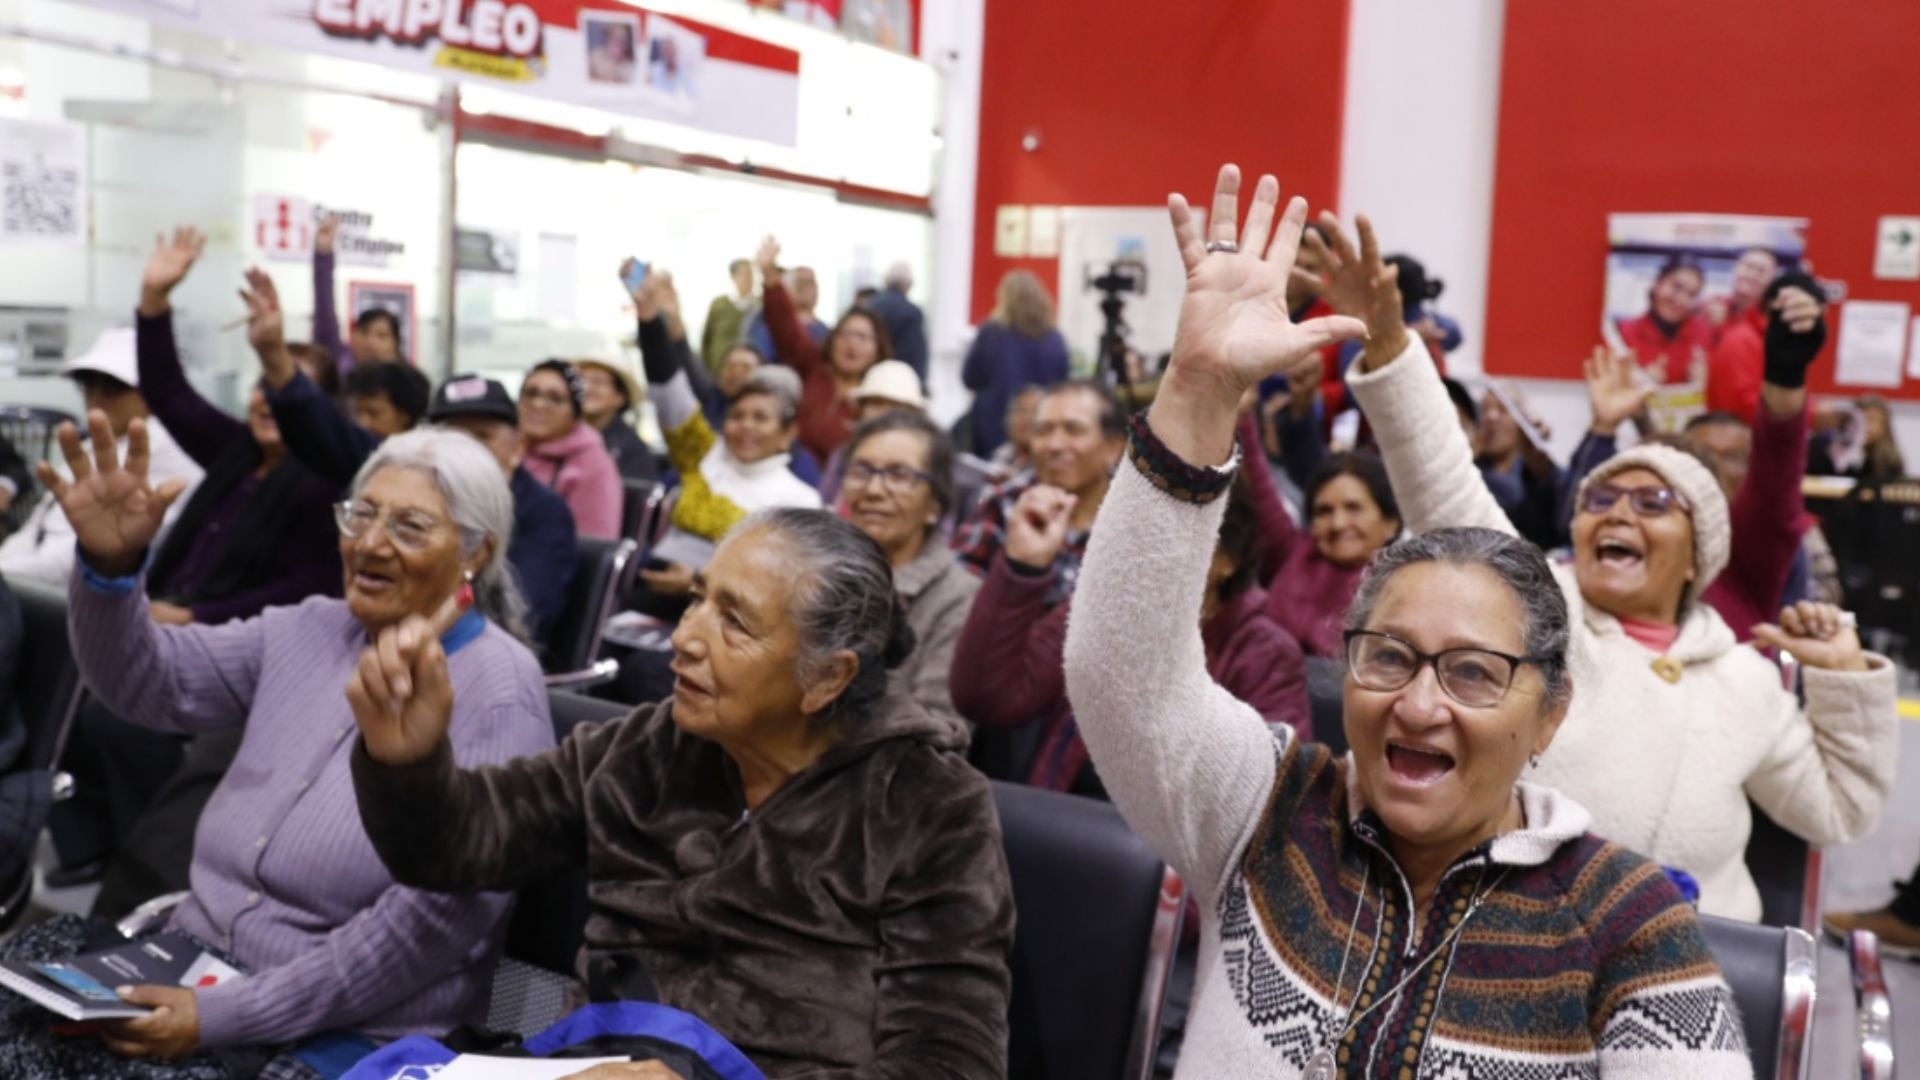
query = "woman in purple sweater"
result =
(0, 424, 553, 1080)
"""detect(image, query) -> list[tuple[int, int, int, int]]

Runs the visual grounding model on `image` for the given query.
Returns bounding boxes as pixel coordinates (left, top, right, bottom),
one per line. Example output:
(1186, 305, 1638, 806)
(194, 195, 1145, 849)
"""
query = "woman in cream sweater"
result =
(1327, 217, 1898, 922)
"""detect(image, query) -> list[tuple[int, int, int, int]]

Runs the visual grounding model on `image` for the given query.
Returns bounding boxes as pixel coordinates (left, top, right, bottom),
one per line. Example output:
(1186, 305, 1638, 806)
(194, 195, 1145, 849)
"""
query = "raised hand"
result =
(755, 235, 781, 281)
(34, 412, 189, 577)
(315, 214, 339, 256)
(139, 227, 206, 316)
(346, 613, 457, 766)
(1752, 601, 1867, 673)
(1583, 346, 1655, 437)
(1005, 484, 1076, 570)
(239, 267, 285, 355)
(621, 258, 658, 319)
(1301, 212, 1407, 370)
(1165, 166, 1369, 399)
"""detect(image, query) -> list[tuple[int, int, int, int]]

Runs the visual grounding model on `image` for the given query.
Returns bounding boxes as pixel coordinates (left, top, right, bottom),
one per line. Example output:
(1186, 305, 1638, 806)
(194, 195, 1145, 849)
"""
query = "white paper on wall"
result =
(0, 117, 89, 246)
(1834, 300, 1910, 388)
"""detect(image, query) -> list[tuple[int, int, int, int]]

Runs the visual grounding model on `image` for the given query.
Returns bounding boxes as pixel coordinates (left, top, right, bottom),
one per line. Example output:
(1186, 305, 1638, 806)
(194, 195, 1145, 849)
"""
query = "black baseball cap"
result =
(429, 373, 519, 425)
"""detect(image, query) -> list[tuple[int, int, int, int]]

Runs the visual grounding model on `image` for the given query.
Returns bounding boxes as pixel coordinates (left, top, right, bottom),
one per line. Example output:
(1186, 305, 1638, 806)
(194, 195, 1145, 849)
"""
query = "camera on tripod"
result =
(1084, 258, 1149, 406)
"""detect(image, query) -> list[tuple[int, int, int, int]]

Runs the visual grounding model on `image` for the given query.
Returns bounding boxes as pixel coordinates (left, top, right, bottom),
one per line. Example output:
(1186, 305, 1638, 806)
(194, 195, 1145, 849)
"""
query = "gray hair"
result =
(734, 366, 802, 427)
(1345, 526, 1572, 711)
(351, 427, 530, 642)
(884, 261, 913, 290)
(730, 508, 914, 726)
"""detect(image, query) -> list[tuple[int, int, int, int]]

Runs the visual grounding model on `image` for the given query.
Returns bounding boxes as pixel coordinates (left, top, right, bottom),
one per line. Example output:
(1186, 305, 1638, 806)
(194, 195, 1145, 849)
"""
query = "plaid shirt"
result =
(950, 474, 1089, 608)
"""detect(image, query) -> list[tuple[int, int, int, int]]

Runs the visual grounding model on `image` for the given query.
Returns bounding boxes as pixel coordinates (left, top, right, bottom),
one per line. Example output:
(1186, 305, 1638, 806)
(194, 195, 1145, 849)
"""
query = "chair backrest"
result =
(7, 576, 82, 771)
(991, 781, 1183, 1080)
(544, 537, 637, 675)
(1303, 655, 1346, 758)
(1697, 914, 1816, 1080)
(620, 478, 656, 543)
(549, 689, 630, 741)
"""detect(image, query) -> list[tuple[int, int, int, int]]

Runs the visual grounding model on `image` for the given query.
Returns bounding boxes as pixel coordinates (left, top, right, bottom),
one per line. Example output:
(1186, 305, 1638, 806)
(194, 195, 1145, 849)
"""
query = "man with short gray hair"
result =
(869, 260, 927, 384)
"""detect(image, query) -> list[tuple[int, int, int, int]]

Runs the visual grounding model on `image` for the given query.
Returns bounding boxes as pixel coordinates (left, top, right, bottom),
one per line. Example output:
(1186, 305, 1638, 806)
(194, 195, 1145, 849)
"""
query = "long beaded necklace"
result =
(1303, 866, 1507, 1080)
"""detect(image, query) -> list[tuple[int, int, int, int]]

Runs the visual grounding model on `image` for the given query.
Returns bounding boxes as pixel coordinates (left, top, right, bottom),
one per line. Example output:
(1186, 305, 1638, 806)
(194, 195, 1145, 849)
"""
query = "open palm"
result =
(142, 226, 205, 299)
(240, 267, 285, 354)
(1166, 166, 1367, 395)
(35, 414, 187, 571)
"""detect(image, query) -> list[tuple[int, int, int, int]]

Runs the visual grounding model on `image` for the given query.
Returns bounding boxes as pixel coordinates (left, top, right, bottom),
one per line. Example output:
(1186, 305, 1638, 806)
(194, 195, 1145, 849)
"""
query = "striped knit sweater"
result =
(1063, 428, 1752, 1079)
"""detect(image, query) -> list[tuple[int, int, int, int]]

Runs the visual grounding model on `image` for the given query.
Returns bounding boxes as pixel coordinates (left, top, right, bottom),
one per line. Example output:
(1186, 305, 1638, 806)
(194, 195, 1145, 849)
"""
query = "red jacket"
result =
(950, 555, 1309, 793)
(1705, 306, 1765, 418)
(1616, 313, 1716, 383)
(762, 281, 856, 460)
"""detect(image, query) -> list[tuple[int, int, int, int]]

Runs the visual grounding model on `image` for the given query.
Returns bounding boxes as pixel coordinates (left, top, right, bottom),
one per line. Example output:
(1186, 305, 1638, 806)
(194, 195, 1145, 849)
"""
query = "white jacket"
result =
(1346, 340, 1898, 922)
(0, 418, 203, 586)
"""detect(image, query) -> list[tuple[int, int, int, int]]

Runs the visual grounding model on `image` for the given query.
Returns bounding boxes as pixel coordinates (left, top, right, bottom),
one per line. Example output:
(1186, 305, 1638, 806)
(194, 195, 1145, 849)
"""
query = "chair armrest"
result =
(1850, 929, 1896, 1080)
(544, 657, 621, 693)
(1123, 867, 1186, 1080)
(1779, 926, 1817, 1080)
(116, 891, 191, 939)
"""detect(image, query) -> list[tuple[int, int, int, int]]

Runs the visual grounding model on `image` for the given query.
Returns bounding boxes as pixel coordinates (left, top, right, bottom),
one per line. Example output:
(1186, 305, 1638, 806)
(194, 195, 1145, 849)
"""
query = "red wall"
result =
(1486, 1, 1920, 400)
(971, 0, 1351, 322)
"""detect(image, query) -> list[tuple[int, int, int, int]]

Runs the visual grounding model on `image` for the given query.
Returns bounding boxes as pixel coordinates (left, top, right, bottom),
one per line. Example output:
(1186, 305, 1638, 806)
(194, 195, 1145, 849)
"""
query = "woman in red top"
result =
(755, 236, 896, 460)
(1616, 257, 1715, 382)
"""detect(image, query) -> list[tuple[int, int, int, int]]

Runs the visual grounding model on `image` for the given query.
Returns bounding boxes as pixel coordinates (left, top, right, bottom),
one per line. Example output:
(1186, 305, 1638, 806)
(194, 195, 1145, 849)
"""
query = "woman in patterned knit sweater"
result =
(1064, 165, 1750, 1078)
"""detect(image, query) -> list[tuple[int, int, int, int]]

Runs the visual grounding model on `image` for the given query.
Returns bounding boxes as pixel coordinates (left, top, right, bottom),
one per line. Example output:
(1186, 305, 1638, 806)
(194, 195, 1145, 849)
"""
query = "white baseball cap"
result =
(850, 359, 928, 411)
(64, 328, 140, 389)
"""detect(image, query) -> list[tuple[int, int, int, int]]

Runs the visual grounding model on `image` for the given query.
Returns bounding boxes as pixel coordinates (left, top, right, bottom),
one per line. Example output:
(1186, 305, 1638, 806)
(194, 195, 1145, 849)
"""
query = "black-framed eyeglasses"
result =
(1343, 629, 1556, 709)
(1579, 482, 1689, 518)
(843, 461, 933, 494)
(334, 499, 445, 552)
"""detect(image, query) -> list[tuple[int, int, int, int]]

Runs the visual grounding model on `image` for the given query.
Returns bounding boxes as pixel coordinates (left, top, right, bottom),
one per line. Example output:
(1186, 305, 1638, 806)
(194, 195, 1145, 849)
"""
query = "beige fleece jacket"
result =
(1345, 340, 1899, 922)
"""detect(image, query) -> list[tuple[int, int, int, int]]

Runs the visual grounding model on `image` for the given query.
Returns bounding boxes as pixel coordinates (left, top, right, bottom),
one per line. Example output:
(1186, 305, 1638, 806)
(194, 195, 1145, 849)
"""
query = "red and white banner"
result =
(71, 1, 802, 145)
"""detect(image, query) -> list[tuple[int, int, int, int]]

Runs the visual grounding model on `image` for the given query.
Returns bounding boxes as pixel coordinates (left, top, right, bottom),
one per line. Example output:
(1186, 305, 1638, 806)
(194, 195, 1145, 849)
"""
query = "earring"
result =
(1528, 752, 1541, 769)
(456, 569, 475, 611)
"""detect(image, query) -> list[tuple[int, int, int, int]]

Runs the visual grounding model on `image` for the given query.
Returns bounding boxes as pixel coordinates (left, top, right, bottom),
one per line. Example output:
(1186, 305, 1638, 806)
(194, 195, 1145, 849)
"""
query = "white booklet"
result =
(431, 1056, 630, 1079)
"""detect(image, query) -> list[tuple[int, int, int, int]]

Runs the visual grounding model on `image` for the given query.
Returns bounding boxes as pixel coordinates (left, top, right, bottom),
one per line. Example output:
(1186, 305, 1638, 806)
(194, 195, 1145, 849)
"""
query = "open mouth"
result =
(1386, 740, 1456, 786)
(1594, 537, 1644, 569)
(352, 568, 397, 594)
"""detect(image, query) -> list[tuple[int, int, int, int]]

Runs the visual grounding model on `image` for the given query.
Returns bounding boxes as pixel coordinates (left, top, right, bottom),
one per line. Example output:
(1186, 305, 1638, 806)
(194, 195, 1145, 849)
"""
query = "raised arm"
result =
(1234, 409, 1303, 581)
(347, 616, 624, 893)
(1324, 215, 1513, 538)
(37, 415, 257, 733)
(311, 216, 348, 371)
(757, 236, 825, 378)
(1065, 165, 1367, 900)
(135, 227, 248, 469)
(1721, 279, 1825, 622)
(246, 266, 377, 487)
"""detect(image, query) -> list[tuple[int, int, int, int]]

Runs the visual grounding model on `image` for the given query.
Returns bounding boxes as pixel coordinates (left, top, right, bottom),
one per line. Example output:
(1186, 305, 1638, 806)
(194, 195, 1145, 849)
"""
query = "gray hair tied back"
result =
(1344, 526, 1573, 710)
(350, 427, 530, 643)
(736, 508, 915, 727)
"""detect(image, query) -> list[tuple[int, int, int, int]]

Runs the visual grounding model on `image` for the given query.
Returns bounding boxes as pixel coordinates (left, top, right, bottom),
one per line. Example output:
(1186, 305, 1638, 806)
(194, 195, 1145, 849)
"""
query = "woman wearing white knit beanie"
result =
(1333, 220, 1898, 923)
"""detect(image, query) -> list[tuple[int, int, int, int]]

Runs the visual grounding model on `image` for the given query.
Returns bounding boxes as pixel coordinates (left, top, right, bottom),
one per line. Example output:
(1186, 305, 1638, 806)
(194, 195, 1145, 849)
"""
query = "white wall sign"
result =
(253, 193, 404, 267)
(993, 205, 1028, 258)
(0, 117, 88, 246)
(1834, 299, 1910, 388)
(1874, 216, 1920, 280)
(1028, 205, 1061, 258)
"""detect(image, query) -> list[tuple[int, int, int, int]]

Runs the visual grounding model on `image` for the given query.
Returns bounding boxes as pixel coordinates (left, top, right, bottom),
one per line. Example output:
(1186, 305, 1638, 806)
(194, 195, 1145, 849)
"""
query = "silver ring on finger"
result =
(1204, 240, 1240, 255)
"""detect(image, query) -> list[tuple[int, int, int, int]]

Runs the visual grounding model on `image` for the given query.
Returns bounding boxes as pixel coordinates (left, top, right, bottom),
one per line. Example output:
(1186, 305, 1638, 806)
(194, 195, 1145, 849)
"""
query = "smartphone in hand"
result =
(622, 258, 649, 294)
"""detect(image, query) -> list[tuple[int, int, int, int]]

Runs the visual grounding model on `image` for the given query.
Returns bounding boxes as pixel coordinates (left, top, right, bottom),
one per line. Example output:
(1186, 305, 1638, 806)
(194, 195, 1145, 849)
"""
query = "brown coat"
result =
(351, 693, 1013, 1078)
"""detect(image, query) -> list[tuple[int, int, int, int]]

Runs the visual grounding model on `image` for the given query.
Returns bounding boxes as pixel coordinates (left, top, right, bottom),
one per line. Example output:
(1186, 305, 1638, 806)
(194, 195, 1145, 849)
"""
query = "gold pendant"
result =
(1650, 656, 1683, 684)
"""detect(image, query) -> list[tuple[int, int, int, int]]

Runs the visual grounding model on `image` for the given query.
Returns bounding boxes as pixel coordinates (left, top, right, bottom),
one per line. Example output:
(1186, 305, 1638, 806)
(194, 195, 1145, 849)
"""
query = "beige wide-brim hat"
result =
(574, 355, 644, 410)
(850, 359, 928, 411)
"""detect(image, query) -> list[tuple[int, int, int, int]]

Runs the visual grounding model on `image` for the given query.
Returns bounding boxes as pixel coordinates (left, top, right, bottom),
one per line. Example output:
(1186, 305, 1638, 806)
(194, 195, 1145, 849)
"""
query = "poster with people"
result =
(1602, 212, 1808, 431)
(840, 0, 915, 54)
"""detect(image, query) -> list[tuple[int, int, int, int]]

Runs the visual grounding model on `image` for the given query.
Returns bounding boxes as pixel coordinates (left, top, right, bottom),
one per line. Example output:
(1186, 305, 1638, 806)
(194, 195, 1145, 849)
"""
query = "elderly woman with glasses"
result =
(838, 410, 979, 736)
(1064, 165, 1750, 1078)
(0, 421, 552, 1079)
(1311, 213, 1898, 923)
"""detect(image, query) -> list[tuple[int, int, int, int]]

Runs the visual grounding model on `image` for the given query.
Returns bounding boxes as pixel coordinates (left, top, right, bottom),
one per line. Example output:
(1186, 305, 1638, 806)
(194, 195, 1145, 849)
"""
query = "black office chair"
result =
(1303, 655, 1346, 758)
(0, 577, 86, 931)
(619, 478, 657, 544)
(992, 781, 1183, 1080)
(1697, 914, 1816, 1080)
(544, 536, 637, 691)
(0, 405, 77, 535)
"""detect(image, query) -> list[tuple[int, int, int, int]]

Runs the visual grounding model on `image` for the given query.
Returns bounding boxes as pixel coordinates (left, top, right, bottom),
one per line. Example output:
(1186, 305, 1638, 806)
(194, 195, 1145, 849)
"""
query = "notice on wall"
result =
(1833, 300, 1910, 388)
(1875, 216, 1920, 280)
(994, 205, 1029, 258)
(1908, 316, 1920, 378)
(1028, 206, 1061, 258)
(0, 117, 88, 246)
(254, 194, 405, 267)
